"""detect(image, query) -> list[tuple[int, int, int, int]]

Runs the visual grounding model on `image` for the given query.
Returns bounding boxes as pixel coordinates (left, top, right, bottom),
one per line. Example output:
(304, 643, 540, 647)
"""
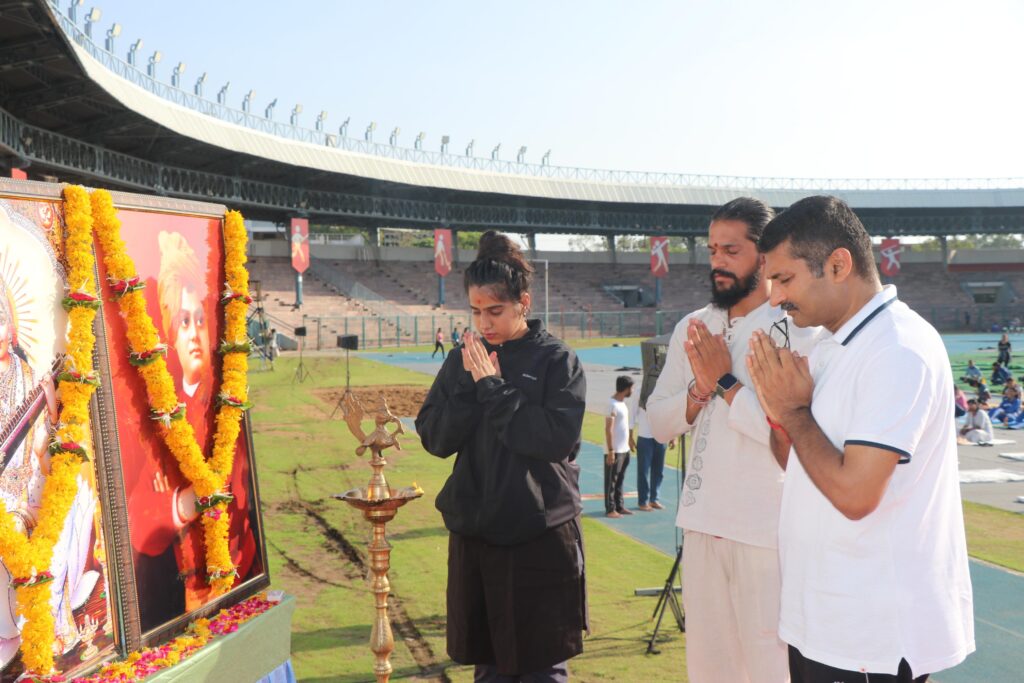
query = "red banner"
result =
(290, 218, 309, 274)
(434, 228, 453, 277)
(879, 238, 901, 277)
(650, 236, 669, 277)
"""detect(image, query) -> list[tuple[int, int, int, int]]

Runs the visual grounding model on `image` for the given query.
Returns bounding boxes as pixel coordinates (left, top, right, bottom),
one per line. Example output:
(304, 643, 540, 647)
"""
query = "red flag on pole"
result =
(650, 236, 670, 277)
(290, 218, 309, 274)
(879, 238, 901, 277)
(434, 229, 453, 277)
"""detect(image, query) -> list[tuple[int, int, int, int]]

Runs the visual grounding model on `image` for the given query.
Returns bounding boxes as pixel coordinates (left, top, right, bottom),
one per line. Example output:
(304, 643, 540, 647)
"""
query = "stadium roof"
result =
(2, 0, 1024, 236)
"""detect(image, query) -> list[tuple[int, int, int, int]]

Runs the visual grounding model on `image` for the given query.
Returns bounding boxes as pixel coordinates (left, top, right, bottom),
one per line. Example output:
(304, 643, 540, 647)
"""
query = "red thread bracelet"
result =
(766, 416, 791, 440)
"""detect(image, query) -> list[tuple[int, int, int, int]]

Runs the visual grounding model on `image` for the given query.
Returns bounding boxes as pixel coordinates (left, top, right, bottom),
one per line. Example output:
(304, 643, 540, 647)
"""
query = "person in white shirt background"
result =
(604, 376, 635, 518)
(958, 398, 993, 444)
(648, 197, 821, 683)
(747, 194, 974, 683)
(630, 404, 673, 511)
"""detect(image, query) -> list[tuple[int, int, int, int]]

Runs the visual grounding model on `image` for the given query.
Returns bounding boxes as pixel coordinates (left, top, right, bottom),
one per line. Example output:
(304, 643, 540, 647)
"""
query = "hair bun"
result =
(464, 230, 534, 301)
(476, 230, 511, 261)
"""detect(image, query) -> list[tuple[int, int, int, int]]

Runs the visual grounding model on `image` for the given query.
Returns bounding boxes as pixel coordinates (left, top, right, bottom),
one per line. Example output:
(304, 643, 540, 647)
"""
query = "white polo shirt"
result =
(647, 300, 822, 549)
(778, 285, 975, 675)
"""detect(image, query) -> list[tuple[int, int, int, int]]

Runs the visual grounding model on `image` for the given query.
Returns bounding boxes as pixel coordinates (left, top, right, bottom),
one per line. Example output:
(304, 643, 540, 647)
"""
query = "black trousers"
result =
(432, 341, 446, 358)
(447, 520, 586, 676)
(789, 646, 929, 683)
(604, 451, 630, 513)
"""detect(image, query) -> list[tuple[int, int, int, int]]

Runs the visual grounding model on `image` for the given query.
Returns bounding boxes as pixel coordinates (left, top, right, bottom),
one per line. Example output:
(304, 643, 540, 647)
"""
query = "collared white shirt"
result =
(779, 285, 975, 675)
(647, 300, 823, 549)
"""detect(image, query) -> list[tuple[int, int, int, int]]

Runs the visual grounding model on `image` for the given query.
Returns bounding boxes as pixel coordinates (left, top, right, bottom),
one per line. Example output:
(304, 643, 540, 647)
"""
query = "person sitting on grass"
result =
(960, 359, 982, 387)
(955, 386, 968, 418)
(988, 386, 1021, 426)
(976, 380, 991, 408)
(991, 361, 1012, 386)
(1003, 377, 1019, 398)
(959, 399, 994, 444)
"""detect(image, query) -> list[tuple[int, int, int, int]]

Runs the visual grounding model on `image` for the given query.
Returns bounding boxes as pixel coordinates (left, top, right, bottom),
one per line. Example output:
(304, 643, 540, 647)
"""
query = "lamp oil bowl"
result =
(332, 392, 422, 683)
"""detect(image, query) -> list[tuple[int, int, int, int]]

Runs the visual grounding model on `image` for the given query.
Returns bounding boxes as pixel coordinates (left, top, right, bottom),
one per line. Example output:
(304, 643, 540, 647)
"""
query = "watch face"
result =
(717, 373, 738, 391)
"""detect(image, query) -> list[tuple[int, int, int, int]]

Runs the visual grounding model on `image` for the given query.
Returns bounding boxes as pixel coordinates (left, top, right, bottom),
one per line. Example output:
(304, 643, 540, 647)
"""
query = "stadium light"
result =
(465, 139, 474, 156)
(339, 117, 350, 138)
(194, 72, 206, 96)
(104, 23, 121, 52)
(290, 104, 303, 125)
(146, 51, 162, 78)
(316, 110, 328, 132)
(127, 38, 142, 66)
(83, 7, 101, 38)
(414, 131, 425, 150)
(365, 121, 376, 142)
(517, 145, 527, 163)
(67, 0, 83, 22)
(171, 62, 186, 88)
(389, 127, 400, 146)
(491, 143, 501, 160)
(440, 135, 450, 154)
(542, 150, 551, 166)
(264, 98, 277, 119)
(217, 81, 230, 104)
(242, 89, 255, 113)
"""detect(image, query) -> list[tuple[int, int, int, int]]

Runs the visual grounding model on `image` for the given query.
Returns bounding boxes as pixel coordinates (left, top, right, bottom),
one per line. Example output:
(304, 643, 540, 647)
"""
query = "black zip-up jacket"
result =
(415, 320, 586, 545)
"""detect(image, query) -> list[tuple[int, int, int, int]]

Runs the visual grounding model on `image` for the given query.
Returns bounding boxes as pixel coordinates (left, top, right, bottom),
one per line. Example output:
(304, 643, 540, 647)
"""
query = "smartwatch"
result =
(714, 372, 739, 398)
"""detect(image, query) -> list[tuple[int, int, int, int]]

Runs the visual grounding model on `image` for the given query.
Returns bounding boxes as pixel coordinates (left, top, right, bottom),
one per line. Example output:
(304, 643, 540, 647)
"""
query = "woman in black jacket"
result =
(416, 231, 587, 682)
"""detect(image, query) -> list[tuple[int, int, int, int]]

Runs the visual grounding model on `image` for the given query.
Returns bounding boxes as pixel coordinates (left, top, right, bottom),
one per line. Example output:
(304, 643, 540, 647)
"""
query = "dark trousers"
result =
(447, 521, 585, 675)
(604, 451, 630, 513)
(432, 341, 446, 358)
(635, 437, 665, 506)
(789, 646, 929, 683)
(474, 662, 569, 682)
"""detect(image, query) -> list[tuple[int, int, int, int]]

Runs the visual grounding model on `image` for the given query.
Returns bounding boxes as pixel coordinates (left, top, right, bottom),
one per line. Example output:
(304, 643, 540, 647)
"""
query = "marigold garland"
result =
(90, 191, 250, 595)
(0, 185, 101, 676)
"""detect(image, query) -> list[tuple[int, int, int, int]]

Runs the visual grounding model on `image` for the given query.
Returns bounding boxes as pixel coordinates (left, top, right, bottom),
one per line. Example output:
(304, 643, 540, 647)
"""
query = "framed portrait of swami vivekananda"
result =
(90, 190, 269, 649)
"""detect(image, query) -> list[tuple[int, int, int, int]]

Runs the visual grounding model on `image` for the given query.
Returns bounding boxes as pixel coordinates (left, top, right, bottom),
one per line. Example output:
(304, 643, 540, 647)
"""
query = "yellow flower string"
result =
(0, 185, 100, 676)
(90, 191, 250, 595)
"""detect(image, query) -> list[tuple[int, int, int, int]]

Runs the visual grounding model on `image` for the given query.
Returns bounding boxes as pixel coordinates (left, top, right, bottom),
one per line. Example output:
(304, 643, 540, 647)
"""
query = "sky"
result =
(74, 0, 1024, 181)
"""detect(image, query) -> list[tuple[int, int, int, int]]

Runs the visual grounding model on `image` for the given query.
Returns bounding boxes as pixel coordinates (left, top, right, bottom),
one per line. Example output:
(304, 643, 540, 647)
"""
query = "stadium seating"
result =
(249, 252, 1024, 347)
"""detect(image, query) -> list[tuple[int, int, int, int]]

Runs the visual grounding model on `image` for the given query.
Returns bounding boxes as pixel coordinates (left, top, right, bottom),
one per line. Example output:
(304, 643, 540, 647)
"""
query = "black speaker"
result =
(294, 326, 307, 338)
(337, 334, 358, 350)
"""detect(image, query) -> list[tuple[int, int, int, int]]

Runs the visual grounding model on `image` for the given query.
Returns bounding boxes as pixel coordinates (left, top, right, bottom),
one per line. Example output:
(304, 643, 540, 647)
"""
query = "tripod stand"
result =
(292, 335, 312, 383)
(247, 280, 274, 371)
(330, 348, 353, 418)
(646, 544, 685, 654)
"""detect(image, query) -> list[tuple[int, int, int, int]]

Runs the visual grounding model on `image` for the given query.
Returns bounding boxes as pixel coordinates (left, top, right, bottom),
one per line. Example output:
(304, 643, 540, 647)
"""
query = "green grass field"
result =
(252, 349, 1024, 682)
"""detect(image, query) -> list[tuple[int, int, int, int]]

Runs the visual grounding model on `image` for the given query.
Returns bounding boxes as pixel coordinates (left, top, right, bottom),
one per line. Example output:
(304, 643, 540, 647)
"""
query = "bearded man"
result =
(647, 197, 822, 683)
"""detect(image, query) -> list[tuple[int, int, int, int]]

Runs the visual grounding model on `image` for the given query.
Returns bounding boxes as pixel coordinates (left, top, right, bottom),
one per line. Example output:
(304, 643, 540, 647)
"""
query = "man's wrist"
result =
(778, 406, 812, 432)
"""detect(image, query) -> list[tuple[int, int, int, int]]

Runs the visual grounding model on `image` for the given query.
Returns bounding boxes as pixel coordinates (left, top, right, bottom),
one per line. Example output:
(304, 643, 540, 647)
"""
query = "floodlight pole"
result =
(535, 259, 549, 327)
